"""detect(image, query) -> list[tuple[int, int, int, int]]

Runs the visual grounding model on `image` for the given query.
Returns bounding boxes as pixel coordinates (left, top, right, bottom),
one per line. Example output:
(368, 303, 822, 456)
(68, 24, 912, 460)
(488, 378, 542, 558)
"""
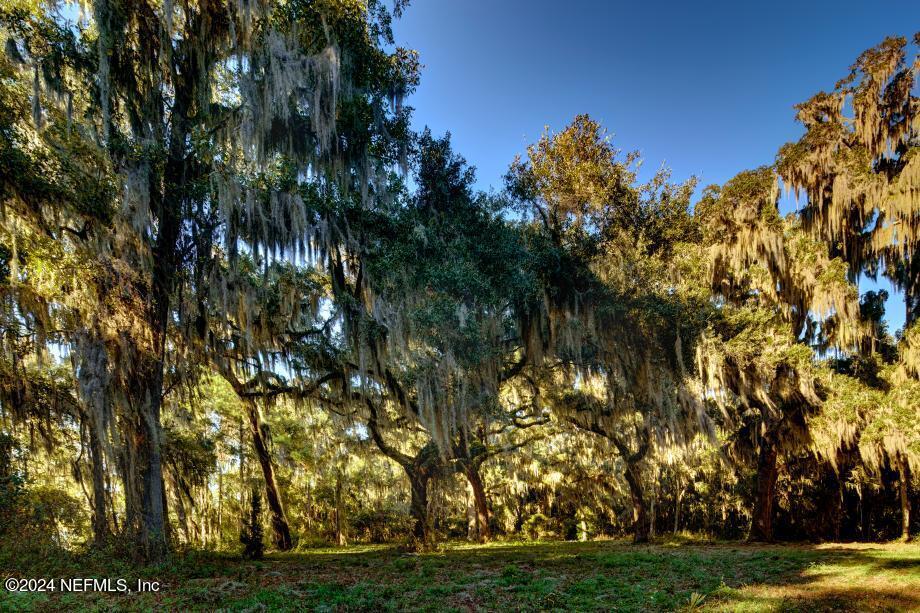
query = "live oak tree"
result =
(506, 115, 709, 543)
(777, 34, 920, 326)
(2, 0, 416, 561)
(777, 34, 919, 540)
(810, 311, 919, 541)
(337, 130, 539, 545)
(695, 166, 866, 542)
(0, 14, 119, 547)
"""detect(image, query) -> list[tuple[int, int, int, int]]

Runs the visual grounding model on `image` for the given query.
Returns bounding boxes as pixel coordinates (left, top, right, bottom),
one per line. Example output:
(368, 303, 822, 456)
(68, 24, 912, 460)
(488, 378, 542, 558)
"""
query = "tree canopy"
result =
(0, 4, 917, 565)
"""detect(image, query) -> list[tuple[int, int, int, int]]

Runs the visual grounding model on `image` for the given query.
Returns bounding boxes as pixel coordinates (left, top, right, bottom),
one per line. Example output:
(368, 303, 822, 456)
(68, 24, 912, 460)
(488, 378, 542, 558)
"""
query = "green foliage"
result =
(0, 0, 917, 583)
(350, 508, 414, 543)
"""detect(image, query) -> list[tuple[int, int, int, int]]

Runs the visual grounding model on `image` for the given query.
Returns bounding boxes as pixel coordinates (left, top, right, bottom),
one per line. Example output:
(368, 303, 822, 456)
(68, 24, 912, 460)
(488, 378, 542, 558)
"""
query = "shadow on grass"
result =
(713, 587, 919, 612)
(249, 539, 919, 611)
(1, 539, 917, 611)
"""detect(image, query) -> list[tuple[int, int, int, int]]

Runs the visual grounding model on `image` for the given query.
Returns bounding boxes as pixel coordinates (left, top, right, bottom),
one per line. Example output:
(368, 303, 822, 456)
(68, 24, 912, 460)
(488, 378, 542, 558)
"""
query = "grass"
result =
(1, 539, 917, 611)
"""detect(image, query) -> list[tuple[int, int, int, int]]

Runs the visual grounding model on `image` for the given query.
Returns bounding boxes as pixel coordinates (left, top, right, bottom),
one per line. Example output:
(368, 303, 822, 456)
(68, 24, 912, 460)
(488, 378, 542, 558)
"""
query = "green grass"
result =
(1, 539, 917, 611)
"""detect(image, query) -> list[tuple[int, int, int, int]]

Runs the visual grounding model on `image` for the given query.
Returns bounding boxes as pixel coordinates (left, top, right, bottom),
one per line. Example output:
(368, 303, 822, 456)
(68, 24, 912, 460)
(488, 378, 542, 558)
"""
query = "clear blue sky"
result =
(391, 0, 918, 332)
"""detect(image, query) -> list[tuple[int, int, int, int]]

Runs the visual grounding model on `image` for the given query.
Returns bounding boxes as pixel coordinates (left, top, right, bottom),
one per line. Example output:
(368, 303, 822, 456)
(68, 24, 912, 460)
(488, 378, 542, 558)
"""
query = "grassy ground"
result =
(1, 539, 917, 611)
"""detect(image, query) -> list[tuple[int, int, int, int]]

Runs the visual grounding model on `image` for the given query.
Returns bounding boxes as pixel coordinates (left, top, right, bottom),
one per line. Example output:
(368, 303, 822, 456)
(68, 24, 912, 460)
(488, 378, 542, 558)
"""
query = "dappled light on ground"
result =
(708, 543, 920, 611)
(2, 540, 916, 611)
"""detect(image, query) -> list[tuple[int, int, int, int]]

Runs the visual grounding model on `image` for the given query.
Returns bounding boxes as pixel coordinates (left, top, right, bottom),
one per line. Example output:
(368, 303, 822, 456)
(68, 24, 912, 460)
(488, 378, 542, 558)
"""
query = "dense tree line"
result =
(0, 2, 917, 563)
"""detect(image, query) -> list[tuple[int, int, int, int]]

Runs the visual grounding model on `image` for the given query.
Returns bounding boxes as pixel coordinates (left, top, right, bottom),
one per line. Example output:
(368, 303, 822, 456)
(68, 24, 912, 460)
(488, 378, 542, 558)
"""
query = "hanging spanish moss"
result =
(777, 35, 920, 330)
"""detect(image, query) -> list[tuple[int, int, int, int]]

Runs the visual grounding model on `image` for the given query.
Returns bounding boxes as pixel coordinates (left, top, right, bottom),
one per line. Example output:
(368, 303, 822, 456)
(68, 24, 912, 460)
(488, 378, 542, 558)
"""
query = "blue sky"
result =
(391, 1, 918, 332)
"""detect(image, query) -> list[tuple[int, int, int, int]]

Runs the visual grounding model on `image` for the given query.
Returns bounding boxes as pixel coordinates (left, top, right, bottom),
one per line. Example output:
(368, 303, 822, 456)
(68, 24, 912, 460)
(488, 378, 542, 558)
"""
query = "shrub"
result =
(350, 508, 413, 543)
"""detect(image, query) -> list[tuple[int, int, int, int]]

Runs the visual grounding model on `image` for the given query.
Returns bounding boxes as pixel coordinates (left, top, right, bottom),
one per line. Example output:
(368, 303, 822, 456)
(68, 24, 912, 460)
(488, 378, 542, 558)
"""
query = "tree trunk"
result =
(334, 473, 347, 546)
(750, 438, 779, 542)
(466, 489, 476, 540)
(834, 476, 844, 542)
(117, 33, 206, 562)
(119, 364, 169, 562)
(73, 332, 110, 546)
(649, 470, 657, 539)
(674, 485, 685, 535)
(465, 464, 491, 542)
(623, 461, 649, 543)
(365, 405, 436, 547)
(408, 470, 430, 544)
(245, 400, 293, 551)
(239, 415, 247, 517)
(88, 417, 109, 545)
(116, 128, 186, 561)
(173, 476, 191, 544)
(111, 151, 180, 563)
(898, 452, 912, 540)
(106, 472, 119, 535)
(217, 465, 223, 545)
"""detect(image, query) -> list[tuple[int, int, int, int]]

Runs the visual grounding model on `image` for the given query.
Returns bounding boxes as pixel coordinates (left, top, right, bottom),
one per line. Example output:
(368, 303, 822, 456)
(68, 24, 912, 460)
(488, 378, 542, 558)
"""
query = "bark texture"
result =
(749, 437, 779, 542)
(465, 464, 491, 542)
(898, 453, 912, 540)
(623, 460, 650, 543)
(245, 400, 293, 551)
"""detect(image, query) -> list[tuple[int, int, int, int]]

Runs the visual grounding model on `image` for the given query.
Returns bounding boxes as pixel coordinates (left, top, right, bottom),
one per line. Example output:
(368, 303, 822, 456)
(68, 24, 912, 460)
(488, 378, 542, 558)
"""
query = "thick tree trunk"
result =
(116, 126, 185, 561)
(117, 35, 205, 561)
(365, 403, 437, 546)
(119, 363, 169, 562)
(90, 0, 234, 563)
(750, 438, 779, 542)
(245, 400, 293, 551)
(897, 453, 912, 540)
(88, 418, 108, 545)
(624, 461, 649, 543)
(114, 150, 180, 562)
(365, 403, 438, 547)
(408, 470, 431, 544)
(73, 332, 110, 546)
(465, 465, 491, 542)
(334, 473, 347, 546)
(466, 490, 476, 539)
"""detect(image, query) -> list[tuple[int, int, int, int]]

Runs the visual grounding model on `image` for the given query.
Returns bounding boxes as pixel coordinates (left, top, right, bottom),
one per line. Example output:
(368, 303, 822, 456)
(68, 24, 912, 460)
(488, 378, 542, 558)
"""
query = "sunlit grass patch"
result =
(2, 540, 917, 611)
(706, 542, 920, 612)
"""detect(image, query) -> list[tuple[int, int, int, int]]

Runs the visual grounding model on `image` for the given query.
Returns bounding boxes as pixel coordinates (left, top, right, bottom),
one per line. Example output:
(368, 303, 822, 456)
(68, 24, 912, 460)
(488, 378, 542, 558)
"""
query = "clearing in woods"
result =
(2, 539, 918, 611)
